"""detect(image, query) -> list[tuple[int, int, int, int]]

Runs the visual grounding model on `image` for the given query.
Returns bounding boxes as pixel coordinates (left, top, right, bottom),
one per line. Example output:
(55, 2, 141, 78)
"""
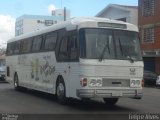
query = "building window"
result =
(142, 0, 155, 16)
(15, 20, 23, 28)
(15, 28, 23, 36)
(143, 27, 155, 43)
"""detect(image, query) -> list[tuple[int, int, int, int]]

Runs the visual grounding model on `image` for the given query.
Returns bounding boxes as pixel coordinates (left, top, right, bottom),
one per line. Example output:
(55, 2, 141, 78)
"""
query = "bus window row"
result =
(7, 31, 58, 55)
(6, 29, 79, 62)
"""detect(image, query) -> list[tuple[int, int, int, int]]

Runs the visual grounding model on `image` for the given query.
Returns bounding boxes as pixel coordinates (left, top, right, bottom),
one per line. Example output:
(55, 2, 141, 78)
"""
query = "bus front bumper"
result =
(76, 89, 142, 99)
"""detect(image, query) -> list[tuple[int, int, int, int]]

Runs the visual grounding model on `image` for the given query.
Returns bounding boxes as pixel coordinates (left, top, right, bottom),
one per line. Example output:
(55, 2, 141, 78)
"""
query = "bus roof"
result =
(8, 17, 138, 43)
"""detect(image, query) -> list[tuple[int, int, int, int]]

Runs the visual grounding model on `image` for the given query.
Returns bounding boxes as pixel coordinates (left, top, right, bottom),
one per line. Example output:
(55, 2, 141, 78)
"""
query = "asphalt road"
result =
(0, 82, 160, 114)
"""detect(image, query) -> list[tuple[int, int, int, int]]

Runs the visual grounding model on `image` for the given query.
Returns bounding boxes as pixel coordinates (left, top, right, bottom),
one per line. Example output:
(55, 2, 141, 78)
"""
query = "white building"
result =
(96, 4, 138, 26)
(15, 9, 70, 36)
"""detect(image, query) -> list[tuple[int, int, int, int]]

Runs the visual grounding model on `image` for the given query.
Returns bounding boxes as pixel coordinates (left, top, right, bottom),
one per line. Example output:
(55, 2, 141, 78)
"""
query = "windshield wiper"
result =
(118, 38, 134, 63)
(99, 40, 110, 62)
(127, 55, 135, 63)
(118, 38, 124, 56)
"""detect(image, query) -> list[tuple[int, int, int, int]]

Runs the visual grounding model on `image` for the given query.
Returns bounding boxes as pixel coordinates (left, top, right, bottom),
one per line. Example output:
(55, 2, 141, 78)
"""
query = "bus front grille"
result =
(102, 78, 130, 87)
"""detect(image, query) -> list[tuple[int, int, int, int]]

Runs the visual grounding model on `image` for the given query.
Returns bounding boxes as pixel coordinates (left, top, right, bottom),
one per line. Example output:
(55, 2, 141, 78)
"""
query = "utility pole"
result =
(64, 7, 66, 21)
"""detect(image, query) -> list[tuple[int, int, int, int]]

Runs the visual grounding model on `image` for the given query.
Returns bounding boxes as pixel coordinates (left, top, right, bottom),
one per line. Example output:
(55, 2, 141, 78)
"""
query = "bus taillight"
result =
(141, 79, 145, 87)
(80, 78, 87, 87)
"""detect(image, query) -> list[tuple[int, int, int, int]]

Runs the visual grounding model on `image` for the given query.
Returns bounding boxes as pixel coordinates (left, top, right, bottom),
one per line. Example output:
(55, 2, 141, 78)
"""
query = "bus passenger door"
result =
(67, 32, 79, 98)
(56, 30, 79, 97)
(56, 31, 70, 96)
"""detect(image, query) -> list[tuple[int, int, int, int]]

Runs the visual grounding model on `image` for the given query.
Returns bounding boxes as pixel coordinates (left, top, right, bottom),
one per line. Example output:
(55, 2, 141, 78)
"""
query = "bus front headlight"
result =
(130, 79, 141, 88)
(89, 78, 102, 87)
(90, 79, 97, 86)
(97, 79, 102, 87)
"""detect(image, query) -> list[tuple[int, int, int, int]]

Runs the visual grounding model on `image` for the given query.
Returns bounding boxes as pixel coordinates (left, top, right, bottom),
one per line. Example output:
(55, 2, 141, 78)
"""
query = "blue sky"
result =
(0, 0, 138, 17)
(0, 0, 138, 48)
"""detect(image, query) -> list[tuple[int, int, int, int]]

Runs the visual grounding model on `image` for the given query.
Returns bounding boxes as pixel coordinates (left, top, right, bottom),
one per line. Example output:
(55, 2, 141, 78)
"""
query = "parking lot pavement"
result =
(0, 83, 160, 114)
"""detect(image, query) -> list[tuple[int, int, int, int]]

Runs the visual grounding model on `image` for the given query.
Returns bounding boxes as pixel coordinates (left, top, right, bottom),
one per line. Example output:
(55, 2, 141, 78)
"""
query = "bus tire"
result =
(103, 98, 119, 106)
(14, 73, 20, 90)
(56, 78, 67, 104)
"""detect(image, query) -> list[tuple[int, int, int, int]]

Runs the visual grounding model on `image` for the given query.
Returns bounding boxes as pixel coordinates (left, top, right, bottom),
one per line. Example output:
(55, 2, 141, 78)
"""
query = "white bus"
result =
(6, 17, 144, 105)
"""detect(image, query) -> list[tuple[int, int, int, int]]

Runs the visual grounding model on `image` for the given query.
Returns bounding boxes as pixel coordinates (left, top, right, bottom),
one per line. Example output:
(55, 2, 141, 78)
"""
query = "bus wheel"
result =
(103, 98, 119, 106)
(56, 79, 67, 104)
(14, 74, 20, 90)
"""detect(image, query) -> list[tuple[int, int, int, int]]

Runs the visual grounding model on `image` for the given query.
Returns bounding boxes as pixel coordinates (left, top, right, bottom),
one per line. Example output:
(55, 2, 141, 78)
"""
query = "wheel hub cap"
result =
(57, 83, 64, 96)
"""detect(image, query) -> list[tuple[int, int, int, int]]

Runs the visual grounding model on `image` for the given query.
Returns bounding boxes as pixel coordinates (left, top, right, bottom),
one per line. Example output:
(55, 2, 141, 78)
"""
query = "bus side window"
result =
(21, 38, 32, 53)
(6, 43, 11, 55)
(14, 41, 20, 54)
(44, 32, 57, 51)
(32, 36, 42, 52)
(7, 42, 15, 55)
(58, 37, 69, 61)
(69, 35, 78, 61)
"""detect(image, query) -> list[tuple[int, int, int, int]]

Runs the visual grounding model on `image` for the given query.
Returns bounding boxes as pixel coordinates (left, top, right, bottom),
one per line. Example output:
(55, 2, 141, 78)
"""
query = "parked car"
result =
(156, 75, 160, 86)
(0, 58, 6, 81)
(143, 70, 158, 86)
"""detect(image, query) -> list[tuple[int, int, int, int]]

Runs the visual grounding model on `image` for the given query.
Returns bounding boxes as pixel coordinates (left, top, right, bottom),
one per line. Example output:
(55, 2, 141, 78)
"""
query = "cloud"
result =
(0, 15, 15, 48)
(48, 4, 57, 15)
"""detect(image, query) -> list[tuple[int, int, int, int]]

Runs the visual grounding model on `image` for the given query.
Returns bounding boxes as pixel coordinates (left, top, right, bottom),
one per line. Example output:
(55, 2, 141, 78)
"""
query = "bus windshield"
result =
(79, 28, 142, 61)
